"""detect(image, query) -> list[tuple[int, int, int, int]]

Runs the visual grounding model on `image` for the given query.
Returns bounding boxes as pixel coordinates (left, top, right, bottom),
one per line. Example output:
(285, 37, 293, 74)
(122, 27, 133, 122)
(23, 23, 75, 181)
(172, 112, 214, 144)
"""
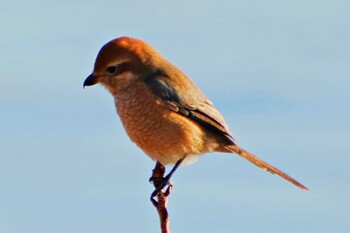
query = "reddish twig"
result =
(150, 162, 172, 233)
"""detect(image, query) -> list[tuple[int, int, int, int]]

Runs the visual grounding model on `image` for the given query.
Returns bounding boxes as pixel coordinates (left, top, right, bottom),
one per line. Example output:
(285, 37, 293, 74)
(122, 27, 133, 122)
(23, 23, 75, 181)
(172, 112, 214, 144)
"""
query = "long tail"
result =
(225, 144, 309, 190)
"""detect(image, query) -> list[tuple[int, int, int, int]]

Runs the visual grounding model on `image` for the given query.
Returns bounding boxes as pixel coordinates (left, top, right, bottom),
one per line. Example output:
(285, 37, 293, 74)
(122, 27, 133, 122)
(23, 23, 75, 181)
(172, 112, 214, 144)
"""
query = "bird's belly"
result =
(115, 89, 214, 165)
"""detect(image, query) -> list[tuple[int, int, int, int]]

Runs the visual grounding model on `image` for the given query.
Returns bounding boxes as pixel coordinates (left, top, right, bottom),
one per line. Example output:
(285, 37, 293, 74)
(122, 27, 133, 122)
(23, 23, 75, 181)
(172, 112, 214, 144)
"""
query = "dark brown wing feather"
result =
(144, 69, 235, 143)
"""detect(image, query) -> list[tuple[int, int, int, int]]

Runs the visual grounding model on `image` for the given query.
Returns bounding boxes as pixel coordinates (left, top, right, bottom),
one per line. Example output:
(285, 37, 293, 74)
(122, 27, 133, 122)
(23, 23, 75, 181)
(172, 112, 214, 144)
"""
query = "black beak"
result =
(83, 74, 98, 88)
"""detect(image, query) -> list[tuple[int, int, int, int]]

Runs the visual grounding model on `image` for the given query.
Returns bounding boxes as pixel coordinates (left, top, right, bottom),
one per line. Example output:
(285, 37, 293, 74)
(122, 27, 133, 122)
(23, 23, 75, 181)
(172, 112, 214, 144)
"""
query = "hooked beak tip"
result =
(83, 74, 98, 88)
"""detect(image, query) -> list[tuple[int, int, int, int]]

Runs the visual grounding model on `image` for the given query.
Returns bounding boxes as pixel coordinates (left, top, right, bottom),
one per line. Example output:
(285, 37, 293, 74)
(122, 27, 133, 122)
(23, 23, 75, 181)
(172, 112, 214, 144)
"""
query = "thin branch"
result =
(150, 162, 172, 233)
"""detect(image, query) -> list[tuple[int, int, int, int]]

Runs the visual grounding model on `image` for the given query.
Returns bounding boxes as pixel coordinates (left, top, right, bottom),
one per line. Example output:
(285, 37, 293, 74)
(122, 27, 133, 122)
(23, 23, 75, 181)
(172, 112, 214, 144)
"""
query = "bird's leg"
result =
(150, 156, 186, 205)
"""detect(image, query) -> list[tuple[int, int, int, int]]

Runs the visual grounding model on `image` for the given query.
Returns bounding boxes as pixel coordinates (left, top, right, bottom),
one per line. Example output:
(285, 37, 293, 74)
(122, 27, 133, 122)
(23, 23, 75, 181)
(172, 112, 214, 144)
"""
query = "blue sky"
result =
(1, 1, 349, 232)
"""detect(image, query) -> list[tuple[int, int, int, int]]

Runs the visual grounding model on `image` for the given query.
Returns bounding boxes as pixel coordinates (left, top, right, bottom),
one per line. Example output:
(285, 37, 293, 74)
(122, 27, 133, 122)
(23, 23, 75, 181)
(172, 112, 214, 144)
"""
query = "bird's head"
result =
(84, 37, 164, 93)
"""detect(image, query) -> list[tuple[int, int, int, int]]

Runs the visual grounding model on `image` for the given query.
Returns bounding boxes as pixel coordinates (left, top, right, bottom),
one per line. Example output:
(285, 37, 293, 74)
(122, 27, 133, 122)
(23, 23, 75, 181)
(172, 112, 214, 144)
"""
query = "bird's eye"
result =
(106, 65, 118, 74)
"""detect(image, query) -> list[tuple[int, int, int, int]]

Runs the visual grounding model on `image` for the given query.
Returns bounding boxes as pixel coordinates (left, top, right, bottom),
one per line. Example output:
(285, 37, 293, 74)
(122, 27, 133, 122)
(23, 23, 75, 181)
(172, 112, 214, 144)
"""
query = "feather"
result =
(144, 69, 235, 144)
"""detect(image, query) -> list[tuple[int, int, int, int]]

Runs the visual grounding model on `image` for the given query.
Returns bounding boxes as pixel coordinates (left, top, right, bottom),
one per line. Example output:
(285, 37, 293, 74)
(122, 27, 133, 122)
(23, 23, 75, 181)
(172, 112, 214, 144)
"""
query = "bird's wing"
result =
(144, 70, 235, 143)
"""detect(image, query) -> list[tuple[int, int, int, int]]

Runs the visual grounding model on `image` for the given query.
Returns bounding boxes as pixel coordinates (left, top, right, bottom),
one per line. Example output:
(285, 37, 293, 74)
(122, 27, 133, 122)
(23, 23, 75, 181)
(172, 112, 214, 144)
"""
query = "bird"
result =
(83, 36, 308, 193)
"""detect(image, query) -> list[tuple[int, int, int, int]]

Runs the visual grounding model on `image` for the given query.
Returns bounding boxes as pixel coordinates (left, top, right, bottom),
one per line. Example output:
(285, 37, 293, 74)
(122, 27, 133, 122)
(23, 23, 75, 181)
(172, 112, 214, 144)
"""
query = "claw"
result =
(151, 195, 158, 207)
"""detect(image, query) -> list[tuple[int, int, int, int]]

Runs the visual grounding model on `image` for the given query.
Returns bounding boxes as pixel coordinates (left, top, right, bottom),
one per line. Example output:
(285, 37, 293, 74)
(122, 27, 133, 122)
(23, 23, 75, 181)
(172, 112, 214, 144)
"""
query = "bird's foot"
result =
(150, 172, 173, 202)
(150, 182, 173, 207)
(149, 157, 186, 206)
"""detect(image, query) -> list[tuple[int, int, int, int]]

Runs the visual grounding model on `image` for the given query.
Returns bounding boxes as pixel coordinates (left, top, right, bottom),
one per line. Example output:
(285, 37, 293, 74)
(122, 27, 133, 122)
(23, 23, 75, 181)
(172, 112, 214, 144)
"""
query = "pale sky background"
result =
(1, 1, 349, 233)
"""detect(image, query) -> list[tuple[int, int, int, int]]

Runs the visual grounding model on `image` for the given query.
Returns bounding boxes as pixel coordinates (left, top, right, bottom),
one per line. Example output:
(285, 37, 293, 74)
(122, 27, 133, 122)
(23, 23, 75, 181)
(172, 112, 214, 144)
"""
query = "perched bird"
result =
(84, 36, 308, 191)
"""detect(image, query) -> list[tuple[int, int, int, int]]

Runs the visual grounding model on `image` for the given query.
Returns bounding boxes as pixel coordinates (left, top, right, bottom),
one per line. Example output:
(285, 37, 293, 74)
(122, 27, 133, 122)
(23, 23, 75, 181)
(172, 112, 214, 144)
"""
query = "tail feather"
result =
(226, 145, 309, 190)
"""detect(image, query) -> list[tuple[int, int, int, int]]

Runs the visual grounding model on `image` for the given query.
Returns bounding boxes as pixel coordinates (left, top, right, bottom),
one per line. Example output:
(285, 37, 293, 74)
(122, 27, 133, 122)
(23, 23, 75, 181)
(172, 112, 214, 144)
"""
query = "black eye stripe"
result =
(106, 66, 118, 74)
(106, 62, 131, 76)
